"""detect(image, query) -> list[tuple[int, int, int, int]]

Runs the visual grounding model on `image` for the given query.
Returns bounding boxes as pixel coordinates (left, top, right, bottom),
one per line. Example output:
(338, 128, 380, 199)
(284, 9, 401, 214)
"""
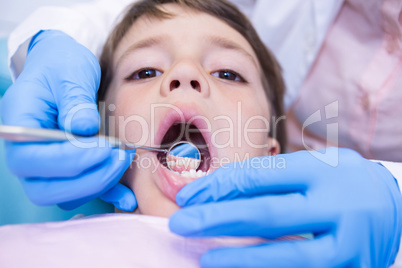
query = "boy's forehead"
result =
(114, 3, 259, 67)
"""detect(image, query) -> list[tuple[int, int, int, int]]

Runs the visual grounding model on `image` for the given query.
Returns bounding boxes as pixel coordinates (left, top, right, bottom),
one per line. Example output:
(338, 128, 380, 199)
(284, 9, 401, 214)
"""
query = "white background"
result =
(0, 0, 92, 38)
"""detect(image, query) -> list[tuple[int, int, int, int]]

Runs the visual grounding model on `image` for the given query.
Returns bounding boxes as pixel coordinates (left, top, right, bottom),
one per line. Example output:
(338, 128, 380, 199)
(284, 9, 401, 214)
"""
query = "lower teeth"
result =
(165, 152, 207, 178)
(178, 168, 207, 178)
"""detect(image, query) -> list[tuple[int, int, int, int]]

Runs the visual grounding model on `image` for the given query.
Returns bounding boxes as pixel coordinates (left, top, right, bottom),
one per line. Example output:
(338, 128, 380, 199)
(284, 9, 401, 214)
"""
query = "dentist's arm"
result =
(1, 30, 136, 211)
(170, 148, 402, 267)
(3, 0, 135, 210)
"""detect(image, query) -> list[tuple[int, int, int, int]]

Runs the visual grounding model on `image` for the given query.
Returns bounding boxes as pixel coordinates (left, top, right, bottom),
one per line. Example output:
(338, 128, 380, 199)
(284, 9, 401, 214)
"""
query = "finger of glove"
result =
(176, 152, 317, 207)
(58, 195, 97, 210)
(18, 149, 133, 206)
(28, 30, 101, 136)
(200, 236, 335, 268)
(4, 137, 115, 178)
(57, 85, 100, 136)
(100, 183, 137, 211)
(58, 182, 137, 211)
(170, 194, 329, 238)
(56, 60, 101, 136)
(0, 79, 58, 129)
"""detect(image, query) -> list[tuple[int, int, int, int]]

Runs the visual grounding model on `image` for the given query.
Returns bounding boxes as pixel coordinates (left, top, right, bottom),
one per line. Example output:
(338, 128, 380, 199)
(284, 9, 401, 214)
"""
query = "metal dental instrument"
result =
(0, 125, 201, 170)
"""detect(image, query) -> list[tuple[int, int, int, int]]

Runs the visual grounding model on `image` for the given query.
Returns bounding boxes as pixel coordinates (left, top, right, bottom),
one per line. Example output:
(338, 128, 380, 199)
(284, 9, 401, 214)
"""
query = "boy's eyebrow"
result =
(205, 35, 259, 68)
(128, 35, 168, 51)
(116, 35, 169, 66)
(116, 35, 258, 68)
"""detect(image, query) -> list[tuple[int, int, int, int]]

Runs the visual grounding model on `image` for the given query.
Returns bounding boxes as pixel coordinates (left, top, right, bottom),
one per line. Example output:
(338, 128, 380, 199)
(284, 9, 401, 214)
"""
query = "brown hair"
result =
(98, 0, 287, 152)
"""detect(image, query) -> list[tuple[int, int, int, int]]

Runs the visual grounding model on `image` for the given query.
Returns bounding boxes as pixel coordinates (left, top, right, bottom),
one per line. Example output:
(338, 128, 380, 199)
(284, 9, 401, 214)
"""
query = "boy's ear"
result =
(266, 137, 280, 156)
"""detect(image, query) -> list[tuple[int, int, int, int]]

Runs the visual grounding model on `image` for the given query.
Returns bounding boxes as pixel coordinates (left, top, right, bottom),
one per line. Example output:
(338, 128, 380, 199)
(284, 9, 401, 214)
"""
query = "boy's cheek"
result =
(119, 155, 139, 191)
(127, 162, 181, 217)
(240, 113, 270, 149)
(110, 106, 155, 145)
(116, 118, 151, 144)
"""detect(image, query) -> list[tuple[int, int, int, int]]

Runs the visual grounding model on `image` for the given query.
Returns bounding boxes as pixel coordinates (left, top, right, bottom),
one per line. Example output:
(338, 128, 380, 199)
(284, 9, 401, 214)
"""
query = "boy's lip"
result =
(155, 152, 216, 203)
(155, 153, 198, 202)
(154, 103, 216, 160)
(153, 103, 217, 203)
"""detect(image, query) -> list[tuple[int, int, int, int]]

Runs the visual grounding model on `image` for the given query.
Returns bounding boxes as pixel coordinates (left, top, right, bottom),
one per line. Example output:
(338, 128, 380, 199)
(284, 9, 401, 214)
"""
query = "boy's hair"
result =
(98, 0, 287, 152)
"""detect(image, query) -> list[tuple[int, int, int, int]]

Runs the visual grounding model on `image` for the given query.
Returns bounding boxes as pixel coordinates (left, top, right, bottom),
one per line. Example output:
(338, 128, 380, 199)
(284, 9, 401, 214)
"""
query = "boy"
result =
(99, 0, 286, 217)
(0, 1, 299, 267)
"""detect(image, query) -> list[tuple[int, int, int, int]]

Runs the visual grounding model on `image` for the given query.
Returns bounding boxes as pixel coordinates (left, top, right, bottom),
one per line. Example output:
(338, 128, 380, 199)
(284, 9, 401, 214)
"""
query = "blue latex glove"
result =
(170, 148, 402, 267)
(0, 30, 136, 211)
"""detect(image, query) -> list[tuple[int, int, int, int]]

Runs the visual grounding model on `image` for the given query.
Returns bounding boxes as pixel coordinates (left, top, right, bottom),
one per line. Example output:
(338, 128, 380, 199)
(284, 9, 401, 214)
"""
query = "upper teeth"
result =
(167, 158, 200, 170)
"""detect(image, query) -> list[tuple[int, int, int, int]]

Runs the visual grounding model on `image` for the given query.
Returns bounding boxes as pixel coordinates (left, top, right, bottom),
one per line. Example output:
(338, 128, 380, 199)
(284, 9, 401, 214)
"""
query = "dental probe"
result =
(0, 125, 201, 169)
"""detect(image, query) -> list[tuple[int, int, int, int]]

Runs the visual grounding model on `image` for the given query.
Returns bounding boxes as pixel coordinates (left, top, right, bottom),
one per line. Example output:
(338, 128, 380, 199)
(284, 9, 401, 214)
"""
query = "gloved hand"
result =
(0, 30, 136, 211)
(170, 148, 402, 267)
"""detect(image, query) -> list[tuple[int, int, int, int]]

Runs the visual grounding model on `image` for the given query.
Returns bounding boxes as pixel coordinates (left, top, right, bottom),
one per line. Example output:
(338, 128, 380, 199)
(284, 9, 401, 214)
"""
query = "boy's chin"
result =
(114, 199, 181, 218)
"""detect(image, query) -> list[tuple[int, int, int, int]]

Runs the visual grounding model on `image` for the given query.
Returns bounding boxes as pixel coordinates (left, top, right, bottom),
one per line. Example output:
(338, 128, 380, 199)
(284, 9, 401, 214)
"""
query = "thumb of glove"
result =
(57, 54, 102, 136)
(59, 99, 100, 136)
(26, 30, 102, 136)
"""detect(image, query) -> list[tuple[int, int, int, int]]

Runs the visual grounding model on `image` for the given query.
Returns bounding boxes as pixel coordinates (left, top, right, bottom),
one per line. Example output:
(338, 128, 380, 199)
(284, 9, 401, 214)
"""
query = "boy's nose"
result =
(160, 61, 210, 97)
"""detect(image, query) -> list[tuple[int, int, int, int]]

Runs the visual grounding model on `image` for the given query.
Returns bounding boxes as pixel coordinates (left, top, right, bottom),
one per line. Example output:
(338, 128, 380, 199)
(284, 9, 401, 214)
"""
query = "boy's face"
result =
(105, 4, 279, 217)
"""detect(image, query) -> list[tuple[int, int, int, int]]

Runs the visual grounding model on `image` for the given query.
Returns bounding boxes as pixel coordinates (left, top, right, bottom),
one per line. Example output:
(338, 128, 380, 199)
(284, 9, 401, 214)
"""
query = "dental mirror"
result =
(165, 141, 201, 171)
(0, 125, 201, 170)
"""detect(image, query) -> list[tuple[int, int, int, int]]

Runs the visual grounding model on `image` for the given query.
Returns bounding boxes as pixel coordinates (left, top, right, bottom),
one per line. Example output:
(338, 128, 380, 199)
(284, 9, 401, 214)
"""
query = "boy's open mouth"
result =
(157, 122, 211, 178)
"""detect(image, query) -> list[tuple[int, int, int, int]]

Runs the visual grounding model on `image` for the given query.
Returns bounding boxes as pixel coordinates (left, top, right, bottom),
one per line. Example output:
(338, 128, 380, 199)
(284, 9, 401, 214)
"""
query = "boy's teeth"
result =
(168, 161, 176, 167)
(168, 155, 202, 174)
(180, 169, 206, 179)
(189, 161, 198, 169)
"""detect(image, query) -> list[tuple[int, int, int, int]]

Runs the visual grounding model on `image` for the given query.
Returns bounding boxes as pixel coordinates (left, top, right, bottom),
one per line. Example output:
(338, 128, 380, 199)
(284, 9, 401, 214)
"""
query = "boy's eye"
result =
(128, 68, 163, 80)
(211, 70, 246, 82)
